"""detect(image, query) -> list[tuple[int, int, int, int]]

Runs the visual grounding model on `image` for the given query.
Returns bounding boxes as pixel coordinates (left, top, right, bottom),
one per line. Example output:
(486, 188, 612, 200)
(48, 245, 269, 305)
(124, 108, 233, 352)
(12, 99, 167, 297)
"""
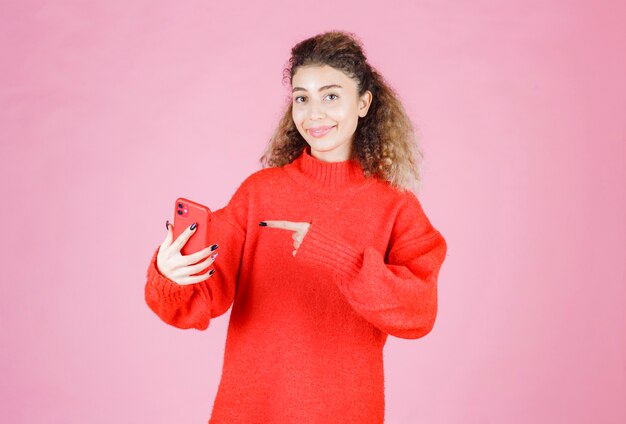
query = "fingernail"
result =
(190, 223, 197, 230)
(166, 220, 170, 230)
(209, 269, 216, 276)
(259, 221, 267, 226)
(211, 252, 218, 260)
(210, 244, 218, 251)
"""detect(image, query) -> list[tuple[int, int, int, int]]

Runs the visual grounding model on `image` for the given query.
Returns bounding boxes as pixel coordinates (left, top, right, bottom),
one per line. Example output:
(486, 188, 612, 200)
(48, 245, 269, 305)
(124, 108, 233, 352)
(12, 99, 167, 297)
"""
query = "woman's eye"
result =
(293, 93, 337, 103)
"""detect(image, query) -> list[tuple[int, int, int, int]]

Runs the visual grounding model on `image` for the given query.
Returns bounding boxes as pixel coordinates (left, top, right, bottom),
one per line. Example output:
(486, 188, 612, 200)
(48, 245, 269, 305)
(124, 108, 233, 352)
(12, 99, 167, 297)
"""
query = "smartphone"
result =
(172, 197, 213, 264)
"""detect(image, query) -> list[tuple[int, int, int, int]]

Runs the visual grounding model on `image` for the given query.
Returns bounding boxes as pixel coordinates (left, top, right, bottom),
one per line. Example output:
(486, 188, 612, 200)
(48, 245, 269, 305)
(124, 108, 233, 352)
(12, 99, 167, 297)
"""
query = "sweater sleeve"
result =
(294, 191, 447, 339)
(144, 180, 250, 331)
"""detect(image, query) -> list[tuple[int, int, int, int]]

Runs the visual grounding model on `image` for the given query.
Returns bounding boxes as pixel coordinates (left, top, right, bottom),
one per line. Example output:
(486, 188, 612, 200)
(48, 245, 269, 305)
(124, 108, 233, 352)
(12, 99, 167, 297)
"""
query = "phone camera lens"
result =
(177, 210, 182, 215)
(178, 203, 183, 208)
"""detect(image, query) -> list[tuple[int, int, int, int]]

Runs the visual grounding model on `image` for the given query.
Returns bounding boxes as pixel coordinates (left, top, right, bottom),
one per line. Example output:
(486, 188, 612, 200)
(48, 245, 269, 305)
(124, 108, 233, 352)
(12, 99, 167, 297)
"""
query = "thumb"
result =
(163, 219, 174, 247)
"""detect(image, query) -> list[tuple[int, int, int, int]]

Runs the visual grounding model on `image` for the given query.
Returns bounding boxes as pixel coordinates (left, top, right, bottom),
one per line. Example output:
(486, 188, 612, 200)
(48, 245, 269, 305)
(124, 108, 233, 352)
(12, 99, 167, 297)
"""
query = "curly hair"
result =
(259, 30, 425, 193)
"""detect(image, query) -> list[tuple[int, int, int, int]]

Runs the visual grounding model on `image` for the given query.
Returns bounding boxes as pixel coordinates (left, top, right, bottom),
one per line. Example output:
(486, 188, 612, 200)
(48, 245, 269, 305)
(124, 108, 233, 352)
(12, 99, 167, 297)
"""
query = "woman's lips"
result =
(308, 126, 335, 138)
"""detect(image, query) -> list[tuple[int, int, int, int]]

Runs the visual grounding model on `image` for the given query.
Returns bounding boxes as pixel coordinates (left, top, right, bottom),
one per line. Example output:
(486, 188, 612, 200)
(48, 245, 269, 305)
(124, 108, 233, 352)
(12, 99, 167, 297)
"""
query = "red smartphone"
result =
(172, 197, 213, 263)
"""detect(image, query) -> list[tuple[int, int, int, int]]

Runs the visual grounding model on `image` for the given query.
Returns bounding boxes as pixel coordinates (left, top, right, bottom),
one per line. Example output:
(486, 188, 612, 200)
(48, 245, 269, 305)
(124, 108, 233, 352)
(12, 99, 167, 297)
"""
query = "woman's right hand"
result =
(156, 221, 219, 286)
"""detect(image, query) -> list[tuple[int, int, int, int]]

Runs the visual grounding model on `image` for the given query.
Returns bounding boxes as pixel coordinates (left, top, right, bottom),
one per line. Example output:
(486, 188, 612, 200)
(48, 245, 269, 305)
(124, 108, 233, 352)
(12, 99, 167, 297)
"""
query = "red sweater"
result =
(145, 146, 447, 423)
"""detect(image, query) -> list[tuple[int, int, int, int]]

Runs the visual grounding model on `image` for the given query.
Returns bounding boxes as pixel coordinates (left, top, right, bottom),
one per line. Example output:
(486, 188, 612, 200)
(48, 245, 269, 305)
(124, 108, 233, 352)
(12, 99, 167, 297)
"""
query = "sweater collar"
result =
(286, 145, 369, 192)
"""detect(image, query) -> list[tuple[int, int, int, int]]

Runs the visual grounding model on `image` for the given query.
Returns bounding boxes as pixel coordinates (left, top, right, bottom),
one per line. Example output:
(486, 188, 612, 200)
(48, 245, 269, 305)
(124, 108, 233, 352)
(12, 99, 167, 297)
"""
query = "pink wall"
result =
(1, 1, 624, 423)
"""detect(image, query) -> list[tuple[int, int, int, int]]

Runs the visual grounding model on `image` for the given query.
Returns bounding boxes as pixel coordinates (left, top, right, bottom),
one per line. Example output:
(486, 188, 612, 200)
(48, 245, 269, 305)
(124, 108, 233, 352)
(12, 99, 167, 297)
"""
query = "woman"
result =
(145, 30, 448, 424)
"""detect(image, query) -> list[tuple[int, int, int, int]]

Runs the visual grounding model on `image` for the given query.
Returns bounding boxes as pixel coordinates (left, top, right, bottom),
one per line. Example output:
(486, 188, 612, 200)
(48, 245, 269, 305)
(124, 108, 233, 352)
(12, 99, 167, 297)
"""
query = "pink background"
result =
(1, 1, 624, 423)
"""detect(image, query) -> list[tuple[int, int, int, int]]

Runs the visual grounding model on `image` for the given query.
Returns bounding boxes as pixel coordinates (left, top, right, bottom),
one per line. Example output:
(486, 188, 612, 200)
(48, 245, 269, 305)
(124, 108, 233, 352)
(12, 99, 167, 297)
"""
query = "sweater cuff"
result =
(294, 218, 364, 281)
(146, 245, 211, 307)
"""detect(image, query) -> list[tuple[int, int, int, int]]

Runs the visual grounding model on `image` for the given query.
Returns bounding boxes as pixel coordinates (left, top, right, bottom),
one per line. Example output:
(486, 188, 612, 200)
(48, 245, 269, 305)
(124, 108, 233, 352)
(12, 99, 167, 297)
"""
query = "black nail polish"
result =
(166, 220, 170, 230)
(259, 221, 267, 226)
(209, 269, 215, 276)
(190, 223, 197, 230)
(210, 244, 219, 251)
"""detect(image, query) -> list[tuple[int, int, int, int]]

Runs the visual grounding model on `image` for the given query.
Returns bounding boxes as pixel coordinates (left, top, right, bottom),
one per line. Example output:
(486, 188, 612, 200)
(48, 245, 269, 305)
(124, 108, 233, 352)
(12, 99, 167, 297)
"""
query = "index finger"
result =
(170, 223, 198, 253)
(261, 220, 301, 231)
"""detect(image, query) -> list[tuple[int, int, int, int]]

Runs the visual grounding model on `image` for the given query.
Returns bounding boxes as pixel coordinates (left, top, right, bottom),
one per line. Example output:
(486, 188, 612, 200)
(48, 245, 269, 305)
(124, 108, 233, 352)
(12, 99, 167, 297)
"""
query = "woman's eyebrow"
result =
(292, 84, 343, 93)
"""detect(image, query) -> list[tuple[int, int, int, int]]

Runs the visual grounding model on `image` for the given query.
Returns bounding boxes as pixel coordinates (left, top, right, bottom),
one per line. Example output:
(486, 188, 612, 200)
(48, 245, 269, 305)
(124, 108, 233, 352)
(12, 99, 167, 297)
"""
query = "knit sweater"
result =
(144, 146, 448, 423)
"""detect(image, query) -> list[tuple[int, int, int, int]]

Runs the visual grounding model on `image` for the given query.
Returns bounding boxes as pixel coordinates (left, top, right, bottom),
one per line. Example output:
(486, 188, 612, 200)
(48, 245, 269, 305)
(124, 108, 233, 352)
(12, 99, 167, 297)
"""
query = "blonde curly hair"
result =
(259, 30, 425, 193)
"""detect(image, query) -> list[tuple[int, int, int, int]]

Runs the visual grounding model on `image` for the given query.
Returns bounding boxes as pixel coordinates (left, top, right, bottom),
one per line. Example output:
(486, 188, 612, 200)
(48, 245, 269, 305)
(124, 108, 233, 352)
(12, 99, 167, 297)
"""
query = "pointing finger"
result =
(259, 220, 302, 231)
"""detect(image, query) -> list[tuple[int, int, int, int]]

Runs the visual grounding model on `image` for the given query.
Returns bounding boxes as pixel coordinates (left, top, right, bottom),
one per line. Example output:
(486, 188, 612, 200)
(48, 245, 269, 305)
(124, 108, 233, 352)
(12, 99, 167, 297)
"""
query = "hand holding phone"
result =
(155, 198, 219, 285)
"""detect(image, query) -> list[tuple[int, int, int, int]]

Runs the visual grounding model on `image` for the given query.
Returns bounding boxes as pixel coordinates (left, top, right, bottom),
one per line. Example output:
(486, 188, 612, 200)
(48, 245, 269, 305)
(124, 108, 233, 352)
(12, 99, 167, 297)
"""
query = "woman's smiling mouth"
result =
(308, 125, 336, 138)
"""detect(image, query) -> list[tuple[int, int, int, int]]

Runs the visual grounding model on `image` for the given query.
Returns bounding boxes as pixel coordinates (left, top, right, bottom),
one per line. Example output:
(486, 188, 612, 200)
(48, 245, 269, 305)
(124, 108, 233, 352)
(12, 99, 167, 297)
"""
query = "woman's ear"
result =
(359, 90, 373, 118)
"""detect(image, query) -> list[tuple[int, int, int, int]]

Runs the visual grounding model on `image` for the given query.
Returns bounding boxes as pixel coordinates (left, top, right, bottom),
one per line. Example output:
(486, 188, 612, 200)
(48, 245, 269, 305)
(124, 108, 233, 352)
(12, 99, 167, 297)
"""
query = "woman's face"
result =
(291, 65, 372, 162)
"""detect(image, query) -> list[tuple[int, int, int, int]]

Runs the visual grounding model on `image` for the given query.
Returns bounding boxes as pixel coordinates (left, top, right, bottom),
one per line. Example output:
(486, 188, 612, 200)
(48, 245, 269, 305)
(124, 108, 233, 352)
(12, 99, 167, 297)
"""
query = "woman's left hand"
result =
(259, 220, 311, 257)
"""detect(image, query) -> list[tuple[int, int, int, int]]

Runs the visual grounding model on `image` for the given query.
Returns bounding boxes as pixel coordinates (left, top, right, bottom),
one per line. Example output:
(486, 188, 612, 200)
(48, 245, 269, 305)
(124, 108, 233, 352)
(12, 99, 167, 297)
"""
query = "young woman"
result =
(145, 30, 448, 424)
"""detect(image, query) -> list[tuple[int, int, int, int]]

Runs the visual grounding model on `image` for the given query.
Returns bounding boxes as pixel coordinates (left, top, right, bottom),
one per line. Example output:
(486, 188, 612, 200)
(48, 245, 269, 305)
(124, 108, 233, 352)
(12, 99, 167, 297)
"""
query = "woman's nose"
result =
(309, 102, 325, 119)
